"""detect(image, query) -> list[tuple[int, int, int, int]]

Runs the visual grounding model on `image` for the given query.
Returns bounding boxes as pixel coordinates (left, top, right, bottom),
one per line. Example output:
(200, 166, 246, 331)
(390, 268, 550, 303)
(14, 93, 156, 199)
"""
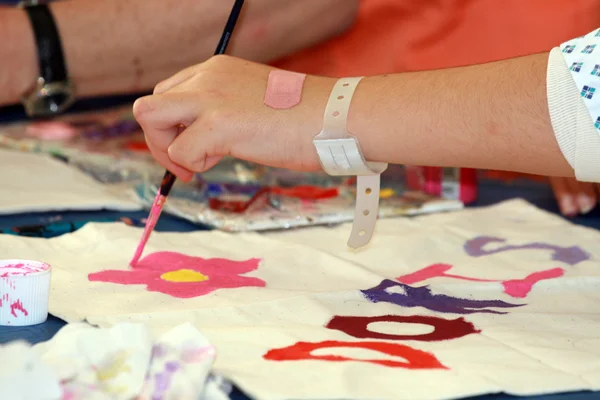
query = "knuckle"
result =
(185, 64, 203, 75)
(153, 80, 168, 94)
(205, 54, 234, 71)
(189, 158, 207, 172)
(203, 108, 231, 130)
(168, 143, 204, 172)
(189, 70, 208, 86)
(204, 109, 220, 126)
(209, 54, 230, 65)
(132, 96, 153, 120)
(167, 141, 184, 164)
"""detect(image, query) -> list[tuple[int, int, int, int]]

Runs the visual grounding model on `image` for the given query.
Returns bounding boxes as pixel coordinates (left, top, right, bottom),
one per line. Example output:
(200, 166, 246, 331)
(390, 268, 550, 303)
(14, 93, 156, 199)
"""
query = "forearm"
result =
(0, 0, 356, 107)
(0, 7, 37, 108)
(349, 53, 573, 177)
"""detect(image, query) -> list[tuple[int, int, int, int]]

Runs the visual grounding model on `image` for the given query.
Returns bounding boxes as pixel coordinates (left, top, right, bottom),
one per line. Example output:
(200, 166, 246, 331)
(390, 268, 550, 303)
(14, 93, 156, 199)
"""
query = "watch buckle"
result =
(22, 77, 75, 118)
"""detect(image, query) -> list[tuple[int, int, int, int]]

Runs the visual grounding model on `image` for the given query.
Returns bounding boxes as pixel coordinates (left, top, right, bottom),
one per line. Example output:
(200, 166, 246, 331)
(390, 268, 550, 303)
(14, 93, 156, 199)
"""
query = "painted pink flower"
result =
(88, 251, 265, 298)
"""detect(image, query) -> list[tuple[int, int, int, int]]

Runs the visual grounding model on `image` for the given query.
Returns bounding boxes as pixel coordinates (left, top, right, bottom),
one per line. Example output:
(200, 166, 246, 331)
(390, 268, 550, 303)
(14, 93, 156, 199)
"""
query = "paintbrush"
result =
(130, 0, 245, 266)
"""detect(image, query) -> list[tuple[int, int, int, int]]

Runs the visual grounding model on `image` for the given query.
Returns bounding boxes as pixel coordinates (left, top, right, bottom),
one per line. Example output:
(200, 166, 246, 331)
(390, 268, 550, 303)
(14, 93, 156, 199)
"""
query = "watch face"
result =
(40, 92, 71, 114)
(23, 80, 75, 117)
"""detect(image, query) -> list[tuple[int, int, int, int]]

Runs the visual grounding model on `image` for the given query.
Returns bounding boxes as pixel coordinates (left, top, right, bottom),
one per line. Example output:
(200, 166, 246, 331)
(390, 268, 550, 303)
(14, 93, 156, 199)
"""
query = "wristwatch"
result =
(19, 1, 75, 117)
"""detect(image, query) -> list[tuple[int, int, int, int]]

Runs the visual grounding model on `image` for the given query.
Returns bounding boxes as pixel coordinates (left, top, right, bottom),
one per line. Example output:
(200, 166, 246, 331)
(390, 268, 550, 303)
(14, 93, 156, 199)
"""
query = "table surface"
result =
(1, 102, 600, 399)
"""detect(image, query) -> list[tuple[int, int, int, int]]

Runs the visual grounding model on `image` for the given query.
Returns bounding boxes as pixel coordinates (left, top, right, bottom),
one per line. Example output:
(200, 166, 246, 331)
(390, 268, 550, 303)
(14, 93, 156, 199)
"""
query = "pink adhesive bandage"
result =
(264, 70, 306, 109)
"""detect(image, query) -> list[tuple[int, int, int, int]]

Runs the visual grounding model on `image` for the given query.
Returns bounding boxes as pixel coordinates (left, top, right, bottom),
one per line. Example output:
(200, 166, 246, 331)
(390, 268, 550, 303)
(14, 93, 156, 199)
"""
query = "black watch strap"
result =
(23, 4, 68, 83)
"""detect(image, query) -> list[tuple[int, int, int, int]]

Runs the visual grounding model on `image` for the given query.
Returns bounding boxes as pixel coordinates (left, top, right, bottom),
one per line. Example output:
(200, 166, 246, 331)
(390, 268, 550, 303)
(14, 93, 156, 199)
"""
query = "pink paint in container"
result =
(0, 259, 51, 326)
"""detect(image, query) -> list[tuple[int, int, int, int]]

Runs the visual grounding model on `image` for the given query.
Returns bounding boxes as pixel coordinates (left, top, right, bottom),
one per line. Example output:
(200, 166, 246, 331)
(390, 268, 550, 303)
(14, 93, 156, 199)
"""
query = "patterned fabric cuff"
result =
(547, 29, 600, 182)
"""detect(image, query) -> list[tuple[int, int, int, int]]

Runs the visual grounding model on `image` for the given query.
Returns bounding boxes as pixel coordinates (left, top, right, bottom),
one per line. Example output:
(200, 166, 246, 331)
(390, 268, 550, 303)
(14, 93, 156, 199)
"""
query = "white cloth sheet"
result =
(0, 148, 140, 214)
(0, 199, 598, 400)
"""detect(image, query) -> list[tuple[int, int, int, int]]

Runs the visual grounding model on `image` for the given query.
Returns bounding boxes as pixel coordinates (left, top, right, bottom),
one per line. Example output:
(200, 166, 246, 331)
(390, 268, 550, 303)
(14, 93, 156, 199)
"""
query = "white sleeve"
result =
(547, 28, 600, 182)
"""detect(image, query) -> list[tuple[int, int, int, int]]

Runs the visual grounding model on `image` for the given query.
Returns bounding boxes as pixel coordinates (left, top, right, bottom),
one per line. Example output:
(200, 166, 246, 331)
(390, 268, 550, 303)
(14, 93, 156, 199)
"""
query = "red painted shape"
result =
(10, 300, 28, 318)
(125, 140, 149, 152)
(271, 186, 338, 200)
(263, 340, 447, 369)
(326, 315, 480, 341)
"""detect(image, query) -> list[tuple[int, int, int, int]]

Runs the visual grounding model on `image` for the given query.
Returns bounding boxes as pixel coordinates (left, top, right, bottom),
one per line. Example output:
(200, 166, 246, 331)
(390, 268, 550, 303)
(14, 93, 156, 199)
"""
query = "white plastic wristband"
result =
(313, 77, 388, 248)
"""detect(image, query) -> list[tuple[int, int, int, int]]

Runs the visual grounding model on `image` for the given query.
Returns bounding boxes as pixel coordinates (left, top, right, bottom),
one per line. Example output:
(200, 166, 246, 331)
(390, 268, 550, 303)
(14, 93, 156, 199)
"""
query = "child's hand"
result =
(133, 55, 334, 181)
(549, 177, 599, 216)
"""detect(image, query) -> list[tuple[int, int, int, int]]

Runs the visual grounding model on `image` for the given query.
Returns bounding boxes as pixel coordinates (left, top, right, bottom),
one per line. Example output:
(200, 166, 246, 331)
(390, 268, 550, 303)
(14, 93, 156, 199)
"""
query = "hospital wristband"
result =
(313, 77, 388, 248)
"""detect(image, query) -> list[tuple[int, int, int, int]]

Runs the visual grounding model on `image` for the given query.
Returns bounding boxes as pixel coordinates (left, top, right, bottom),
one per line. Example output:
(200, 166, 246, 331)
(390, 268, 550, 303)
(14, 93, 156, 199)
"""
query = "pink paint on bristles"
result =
(130, 190, 166, 266)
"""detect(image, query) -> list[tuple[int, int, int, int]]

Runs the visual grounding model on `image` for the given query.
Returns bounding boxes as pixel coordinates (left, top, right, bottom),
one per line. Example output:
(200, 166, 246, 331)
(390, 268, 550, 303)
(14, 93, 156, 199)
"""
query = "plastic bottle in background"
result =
(424, 167, 477, 204)
(404, 166, 478, 204)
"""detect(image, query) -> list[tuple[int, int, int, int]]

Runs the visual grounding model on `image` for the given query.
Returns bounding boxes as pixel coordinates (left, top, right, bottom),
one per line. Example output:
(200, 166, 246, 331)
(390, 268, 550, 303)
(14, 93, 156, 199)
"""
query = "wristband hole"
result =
(365, 188, 372, 195)
(363, 210, 370, 216)
(359, 230, 366, 236)
(332, 111, 340, 117)
(337, 95, 344, 100)
(343, 82, 349, 87)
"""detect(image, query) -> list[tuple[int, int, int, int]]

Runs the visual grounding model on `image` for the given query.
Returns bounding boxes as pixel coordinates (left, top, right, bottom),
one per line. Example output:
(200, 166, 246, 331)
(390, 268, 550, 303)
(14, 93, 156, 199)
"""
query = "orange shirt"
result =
(274, 0, 600, 76)
(273, 0, 600, 182)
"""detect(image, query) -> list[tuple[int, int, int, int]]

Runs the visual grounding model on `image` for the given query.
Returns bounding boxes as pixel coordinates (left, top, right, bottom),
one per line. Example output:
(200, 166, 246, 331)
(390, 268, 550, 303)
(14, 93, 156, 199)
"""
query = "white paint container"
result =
(0, 259, 51, 326)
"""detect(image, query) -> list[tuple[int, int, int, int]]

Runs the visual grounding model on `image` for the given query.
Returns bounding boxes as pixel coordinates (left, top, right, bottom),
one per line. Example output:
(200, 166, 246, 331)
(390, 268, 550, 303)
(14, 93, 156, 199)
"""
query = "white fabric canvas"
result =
(0, 148, 140, 214)
(1, 199, 599, 400)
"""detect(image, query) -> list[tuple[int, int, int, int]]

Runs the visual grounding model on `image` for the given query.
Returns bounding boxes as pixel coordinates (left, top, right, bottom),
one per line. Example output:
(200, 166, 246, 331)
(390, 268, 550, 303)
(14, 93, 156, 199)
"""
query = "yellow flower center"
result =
(160, 269, 208, 283)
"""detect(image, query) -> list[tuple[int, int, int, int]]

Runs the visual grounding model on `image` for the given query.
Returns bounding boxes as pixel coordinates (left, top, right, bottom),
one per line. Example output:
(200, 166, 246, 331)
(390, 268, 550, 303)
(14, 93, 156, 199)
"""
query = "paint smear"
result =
(264, 70, 306, 109)
(502, 267, 564, 298)
(397, 263, 565, 298)
(398, 263, 493, 285)
(10, 300, 28, 318)
(90, 251, 265, 298)
(152, 361, 180, 397)
(464, 236, 590, 265)
(181, 346, 216, 363)
(362, 279, 523, 314)
(25, 121, 78, 140)
(95, 351, 132, 382)
(130, 190, 166, 266)
(326, 314, 479, 342)
(264, 340, 447, 369)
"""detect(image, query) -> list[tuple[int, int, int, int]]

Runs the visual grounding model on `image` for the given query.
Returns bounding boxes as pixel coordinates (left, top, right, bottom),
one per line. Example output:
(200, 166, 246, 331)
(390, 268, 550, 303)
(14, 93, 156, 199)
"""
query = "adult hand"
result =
(549, 177, 599, 216)
(133, 55, 334, 182)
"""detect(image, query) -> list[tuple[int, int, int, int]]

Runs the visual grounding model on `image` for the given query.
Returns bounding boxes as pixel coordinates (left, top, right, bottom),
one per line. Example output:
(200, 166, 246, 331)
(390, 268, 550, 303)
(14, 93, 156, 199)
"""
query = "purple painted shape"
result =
(152, 361, 180, 400)
(165, 361, 179, 372)
(151, 344, 167, 359)
(361, 279, 524, 315)
(464, 236, 590, 266)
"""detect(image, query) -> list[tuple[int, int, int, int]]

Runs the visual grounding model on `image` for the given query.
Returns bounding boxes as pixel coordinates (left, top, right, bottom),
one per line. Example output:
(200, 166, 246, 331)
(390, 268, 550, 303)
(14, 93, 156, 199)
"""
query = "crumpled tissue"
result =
(0, 322, 231, 400)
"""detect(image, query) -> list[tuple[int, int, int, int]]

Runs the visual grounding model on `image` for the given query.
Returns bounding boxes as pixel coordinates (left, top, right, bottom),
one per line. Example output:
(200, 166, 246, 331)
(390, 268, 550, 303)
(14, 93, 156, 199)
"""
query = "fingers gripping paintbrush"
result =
(130, 0, 245, 266)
